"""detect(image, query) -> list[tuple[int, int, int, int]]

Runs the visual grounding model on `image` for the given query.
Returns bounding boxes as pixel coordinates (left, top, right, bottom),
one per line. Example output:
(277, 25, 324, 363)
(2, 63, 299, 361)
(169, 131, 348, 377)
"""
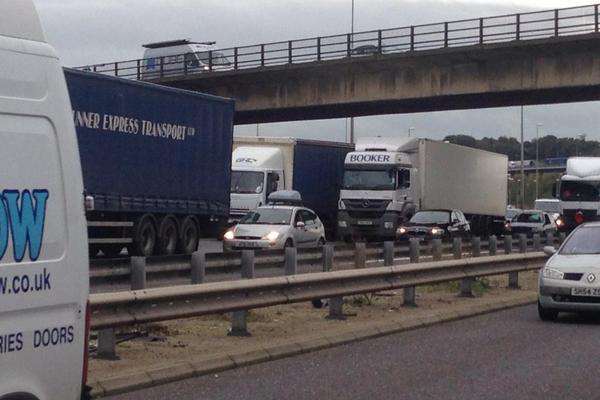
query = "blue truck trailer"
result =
(64, 68, 234, 257)
(230, 137, 353, 237)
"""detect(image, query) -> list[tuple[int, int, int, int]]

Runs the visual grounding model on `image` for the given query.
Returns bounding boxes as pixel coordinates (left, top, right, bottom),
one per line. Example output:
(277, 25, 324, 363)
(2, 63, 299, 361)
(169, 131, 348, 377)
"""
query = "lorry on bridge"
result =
(554, 157, 600, 232)
(337, 138, 508, 241)
(230, 137, 353, 237)
(65, 69, 235, 257)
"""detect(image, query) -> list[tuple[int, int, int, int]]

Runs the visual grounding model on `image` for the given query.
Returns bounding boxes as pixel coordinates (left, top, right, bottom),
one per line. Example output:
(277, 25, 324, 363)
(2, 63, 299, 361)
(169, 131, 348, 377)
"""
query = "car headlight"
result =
(397, 227, 407, 235)
(263, 231, 280, 242)
(338, 199, 346, 210)
(542, 267, 564, 280)
(224, 230, 235, 240)
(431, 227, 444, 235)
(556, 218, 564, 228)
(338, 221, 348, 228)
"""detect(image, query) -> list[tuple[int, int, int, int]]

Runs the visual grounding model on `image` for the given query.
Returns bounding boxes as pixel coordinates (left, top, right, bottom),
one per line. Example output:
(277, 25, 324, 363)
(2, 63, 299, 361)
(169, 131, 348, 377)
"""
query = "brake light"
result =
(575, 211, 585, 225)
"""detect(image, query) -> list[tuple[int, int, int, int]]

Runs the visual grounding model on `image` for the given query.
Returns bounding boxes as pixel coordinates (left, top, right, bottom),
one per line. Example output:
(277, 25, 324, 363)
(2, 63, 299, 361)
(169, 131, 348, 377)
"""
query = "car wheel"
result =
(284, 239, 294, 248)
(538, 300, 558, 322)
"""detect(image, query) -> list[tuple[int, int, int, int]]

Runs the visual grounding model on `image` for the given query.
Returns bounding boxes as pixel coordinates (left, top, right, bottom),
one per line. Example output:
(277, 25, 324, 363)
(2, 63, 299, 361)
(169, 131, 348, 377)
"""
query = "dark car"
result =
(396, 209, 470, 241)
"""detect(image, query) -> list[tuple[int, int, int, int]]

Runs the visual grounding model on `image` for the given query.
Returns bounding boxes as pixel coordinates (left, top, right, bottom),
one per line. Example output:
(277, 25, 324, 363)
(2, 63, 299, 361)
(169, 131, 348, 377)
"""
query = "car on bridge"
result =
(539, 222, 600, 321)
(506, 210, 557, 237)
(396, 209, 471, 241)
(224, 191, 326, 251)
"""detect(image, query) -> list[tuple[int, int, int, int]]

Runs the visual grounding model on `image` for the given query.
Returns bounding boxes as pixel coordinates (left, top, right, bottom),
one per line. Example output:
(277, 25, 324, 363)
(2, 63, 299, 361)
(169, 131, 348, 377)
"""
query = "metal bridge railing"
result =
(78, 4, 600, 80)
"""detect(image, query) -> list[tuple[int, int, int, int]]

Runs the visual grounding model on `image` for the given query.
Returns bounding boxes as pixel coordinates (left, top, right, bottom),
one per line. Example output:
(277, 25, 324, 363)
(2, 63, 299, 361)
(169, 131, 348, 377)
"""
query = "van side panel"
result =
(0, 37, 87, 400)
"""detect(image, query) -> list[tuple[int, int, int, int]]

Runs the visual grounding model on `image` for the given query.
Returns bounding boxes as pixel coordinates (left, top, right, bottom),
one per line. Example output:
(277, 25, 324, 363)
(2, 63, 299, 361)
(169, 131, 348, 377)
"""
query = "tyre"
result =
(131, 214, 157, 257)
(538, 300, 558, 322)
(179, 216, 200, 255)
(157, 216, 179, 255)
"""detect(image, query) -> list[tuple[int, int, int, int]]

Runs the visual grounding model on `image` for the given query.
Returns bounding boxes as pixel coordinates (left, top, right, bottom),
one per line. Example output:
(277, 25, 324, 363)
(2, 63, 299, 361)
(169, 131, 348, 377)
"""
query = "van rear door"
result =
(0, 2, 89, 399)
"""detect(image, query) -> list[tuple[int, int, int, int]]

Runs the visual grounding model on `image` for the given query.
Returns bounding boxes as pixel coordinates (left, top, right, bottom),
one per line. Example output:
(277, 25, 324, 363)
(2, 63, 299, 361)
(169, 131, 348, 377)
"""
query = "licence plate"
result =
(237, 241, 262, 248)
(357, 220, 373, 226)
(571, 287, 600, 297)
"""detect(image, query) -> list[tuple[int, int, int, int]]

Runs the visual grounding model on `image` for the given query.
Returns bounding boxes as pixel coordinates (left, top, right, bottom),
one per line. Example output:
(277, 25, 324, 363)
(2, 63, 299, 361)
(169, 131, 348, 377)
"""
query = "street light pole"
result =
(536, 123, 542, 200)
(349, 0, 355, 144)
(520, 106, 525, 209)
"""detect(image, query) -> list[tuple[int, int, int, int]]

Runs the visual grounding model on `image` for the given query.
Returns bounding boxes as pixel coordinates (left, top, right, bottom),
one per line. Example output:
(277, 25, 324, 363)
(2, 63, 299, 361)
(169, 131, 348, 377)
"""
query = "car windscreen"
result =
(559, 226, 600, 255)
(560, 180, 600, 202)
(239, 209, 292, 225)
(409, 211, 450, 225)
(515, 212, 542, 223)
(506, 209, 521, 220)
(231, 171, 264, 194)
(343, 169, 396, 190)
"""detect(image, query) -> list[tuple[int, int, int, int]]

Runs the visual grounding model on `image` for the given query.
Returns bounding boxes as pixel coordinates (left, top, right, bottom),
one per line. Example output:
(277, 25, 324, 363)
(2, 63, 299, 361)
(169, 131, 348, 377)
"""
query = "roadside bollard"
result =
(322, 244, 334, 272)
(453, 237, 462, 260)
(131, 256, 146, 290)
(518, 234, 527, 253)
(409, 238, 420, 263)
(191, 251, 206, 284)
(229, 250, 255, 337)
(504, 235, 513, 254)
(355, 242, 366, 268)
(558, 232, 566, 244)
(96, 328, 119, 360)
(431, 239, 442, 261)
(488, 235, 497, 256)
(533, 234, 542, 252)
(546, 231, 555, 247)
(285, 247, 298, 275)
(383, 241, 394, 266)
(471, 237, 481, 258)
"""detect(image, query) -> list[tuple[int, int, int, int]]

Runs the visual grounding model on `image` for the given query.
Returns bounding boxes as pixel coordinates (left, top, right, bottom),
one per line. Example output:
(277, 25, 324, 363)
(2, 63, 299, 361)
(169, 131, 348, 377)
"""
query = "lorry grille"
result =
(348, 211, 386, 219)
(344, 199, 390, 210)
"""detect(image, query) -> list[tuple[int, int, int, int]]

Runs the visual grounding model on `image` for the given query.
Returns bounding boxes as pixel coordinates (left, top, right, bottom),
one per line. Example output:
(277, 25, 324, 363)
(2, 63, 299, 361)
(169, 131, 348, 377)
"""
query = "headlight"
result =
(505, 222, 511, 231)
(397, 227, 407, 235)
(263, 231, 280, 242)
(542, 267, 564, 280)
(224, 230, 235, 240)
(431, 227, 444, 235)
(556, 218, 564, 227)
(338, 221, 348, 228)
(338, 199, 346, 210)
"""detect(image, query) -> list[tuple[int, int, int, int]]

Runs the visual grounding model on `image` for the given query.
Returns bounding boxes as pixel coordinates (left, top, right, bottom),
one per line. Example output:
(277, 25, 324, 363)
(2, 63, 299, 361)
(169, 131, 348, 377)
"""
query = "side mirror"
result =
(543, 246, 556, 256)
(296, 221, 306, 228)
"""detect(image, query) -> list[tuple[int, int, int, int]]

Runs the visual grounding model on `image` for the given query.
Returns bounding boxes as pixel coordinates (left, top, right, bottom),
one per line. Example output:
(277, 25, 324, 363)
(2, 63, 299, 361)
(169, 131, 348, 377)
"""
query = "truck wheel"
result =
(158, 216, 179, 255)
(131, 215, 157, 257)
(179, 216, 199, 254)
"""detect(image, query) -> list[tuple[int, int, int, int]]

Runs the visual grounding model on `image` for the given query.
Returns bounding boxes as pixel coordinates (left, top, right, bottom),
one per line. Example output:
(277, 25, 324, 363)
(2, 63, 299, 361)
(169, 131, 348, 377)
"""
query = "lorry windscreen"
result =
(239, 208, 292, 225)
(231, 171, 264, 194)
(560, 180, 600, 202)
(410, 211, 450, 225)
(343, 169, 395, 190)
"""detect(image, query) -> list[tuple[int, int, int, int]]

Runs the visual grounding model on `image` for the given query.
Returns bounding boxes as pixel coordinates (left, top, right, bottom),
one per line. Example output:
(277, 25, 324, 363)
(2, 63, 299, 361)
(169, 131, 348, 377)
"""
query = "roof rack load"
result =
(267, 190, 303, 206)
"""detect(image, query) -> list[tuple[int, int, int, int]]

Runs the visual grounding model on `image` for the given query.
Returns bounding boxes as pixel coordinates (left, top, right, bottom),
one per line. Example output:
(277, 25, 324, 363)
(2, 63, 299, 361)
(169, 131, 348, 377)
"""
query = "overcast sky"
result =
(33, 0, 600, 143)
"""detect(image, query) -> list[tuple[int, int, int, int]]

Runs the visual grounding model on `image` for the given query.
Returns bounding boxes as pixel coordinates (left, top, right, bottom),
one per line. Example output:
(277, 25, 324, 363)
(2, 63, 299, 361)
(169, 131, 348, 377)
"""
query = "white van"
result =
(0, 1, 89, 399)
(141, 39, 232, 78)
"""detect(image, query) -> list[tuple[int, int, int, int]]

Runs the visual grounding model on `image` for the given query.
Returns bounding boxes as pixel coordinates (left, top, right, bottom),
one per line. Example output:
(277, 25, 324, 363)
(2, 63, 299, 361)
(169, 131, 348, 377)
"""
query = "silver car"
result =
(224, 205, 326, 251)
(509, 210, 557, 237)
(538, 222, 600, 321)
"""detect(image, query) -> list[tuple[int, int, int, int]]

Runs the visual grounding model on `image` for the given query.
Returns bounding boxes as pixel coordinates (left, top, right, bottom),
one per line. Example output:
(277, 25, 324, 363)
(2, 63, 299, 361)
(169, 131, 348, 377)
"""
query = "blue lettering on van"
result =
(0, 190, 49, 262)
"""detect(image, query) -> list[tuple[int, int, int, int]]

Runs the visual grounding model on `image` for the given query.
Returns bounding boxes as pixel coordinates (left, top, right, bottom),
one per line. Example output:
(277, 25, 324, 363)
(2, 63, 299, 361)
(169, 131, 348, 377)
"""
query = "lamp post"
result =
(535, 123, 542, 200)
(348, 0, 355, 144)
(520, 106, 525, 209)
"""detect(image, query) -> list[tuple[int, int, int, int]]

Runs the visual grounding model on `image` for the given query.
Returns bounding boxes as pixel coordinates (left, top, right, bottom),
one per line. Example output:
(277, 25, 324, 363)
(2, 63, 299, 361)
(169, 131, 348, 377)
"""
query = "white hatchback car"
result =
(224, 205, 326, 250)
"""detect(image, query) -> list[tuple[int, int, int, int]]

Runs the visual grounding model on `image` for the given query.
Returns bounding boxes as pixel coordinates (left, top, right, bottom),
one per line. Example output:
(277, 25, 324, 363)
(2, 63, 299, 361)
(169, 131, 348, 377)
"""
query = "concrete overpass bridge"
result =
(82, 4, 600, 124)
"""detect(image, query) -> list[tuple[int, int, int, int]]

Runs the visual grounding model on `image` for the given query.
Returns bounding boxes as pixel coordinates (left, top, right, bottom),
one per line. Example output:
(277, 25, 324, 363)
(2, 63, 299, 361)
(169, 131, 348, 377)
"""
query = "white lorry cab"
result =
(0, 1, 89, 399)
(141, 39, 232, 78)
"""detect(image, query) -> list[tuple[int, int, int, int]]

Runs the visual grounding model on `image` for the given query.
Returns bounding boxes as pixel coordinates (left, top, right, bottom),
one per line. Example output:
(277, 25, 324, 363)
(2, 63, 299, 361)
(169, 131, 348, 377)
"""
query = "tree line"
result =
(443, 134, 598, 161)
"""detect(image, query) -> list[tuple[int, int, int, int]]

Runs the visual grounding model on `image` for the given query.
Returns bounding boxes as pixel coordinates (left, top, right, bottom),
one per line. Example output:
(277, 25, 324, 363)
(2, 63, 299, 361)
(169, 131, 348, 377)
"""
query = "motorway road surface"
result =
(106, 305, 600, 400)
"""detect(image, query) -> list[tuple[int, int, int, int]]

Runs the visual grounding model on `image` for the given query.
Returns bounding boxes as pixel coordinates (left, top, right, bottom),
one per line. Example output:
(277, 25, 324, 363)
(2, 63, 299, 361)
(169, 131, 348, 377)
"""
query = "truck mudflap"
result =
(337, 210, 402, 241)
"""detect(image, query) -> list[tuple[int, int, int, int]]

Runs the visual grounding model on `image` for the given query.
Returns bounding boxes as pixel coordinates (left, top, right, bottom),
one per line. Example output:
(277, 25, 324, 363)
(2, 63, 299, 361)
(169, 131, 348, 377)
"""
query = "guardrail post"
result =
(234, 47, 239, 70)
(114, 62, 119, 77)
(191, 251, 206, 284)
(131, 257, 146, 290)
(533, 233, 542, 251)
(136, 59, 141, 79)
(383, 241, 394, 266)
(471, 236, 481, 257)
(558, 232, 566, 244)
(546, 231, 555, 247)
(285, 247, 298, 275)
(327, 296, 346, 320)
(355, 242, 366, 268)
(444, 22, 449, 47)
(403, 287, 417, 307)
(479, 18, 484, 44)
(317, 37, 321, 61)
(377, 30, 383, 53)
(410, 26, 415, 51)
(516, 14, 521, 40)
(409, 238, 420, 263)
(96, 328, 118, 360)
(504, 234, 513, 254)
(596, 4, 599, 33)
(323, 244, 334, 272)
(489, 235, 497, 256)
(260, 45, 265, 67)
(229, 250, 254, 337)
(453, 237, 462, 259)
(554, 9, 559, 37)
(347, 34, 352, 56)
(431, 239, 442, 261)
(518, 234, 527, 254)
(159, 57, 164, 77)
(208, 50, 213, 71)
